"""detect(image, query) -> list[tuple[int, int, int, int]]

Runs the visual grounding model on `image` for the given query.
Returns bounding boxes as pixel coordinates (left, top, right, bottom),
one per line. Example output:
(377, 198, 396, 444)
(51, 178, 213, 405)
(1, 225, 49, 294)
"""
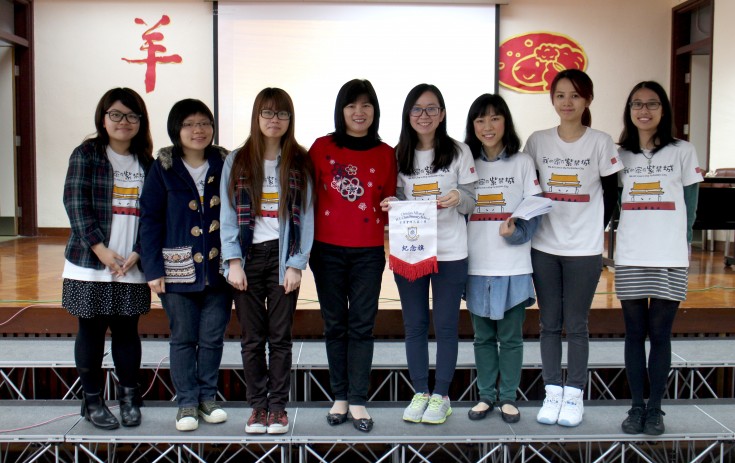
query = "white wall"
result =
(0, 46, 15, 226)
(36, 0, 732, 228)
(689, 54, 710, 170)
(499, 0, 673, 146)
(710, 0, 735, 171)
(35, 0, 214, 227)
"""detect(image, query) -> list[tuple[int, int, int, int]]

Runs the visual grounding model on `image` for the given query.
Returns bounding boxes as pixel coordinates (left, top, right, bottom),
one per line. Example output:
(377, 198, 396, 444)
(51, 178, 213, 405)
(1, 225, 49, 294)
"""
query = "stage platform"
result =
(1, 236, 735, 338)
(2, 337, 734, 403)
(1, 400, 734, 462)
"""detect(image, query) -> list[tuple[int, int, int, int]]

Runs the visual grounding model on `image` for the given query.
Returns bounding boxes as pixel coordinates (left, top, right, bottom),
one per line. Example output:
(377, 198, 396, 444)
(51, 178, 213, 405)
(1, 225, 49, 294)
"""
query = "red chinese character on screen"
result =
(122, 15, 182, 93)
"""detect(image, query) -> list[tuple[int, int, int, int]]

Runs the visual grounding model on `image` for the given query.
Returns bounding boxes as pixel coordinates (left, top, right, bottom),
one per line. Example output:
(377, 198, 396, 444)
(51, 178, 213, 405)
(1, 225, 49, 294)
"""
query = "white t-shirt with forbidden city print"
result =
(615, 141, 703, 267)
(525, 127, 622, 256)
(468, 152, 542, 276)
(396, 142, 478, 261)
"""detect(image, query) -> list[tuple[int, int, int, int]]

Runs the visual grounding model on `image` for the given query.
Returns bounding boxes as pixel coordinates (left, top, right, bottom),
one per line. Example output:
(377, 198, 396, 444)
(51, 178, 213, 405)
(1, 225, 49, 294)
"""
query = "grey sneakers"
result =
(402, 393, 452, 424)
(403, 393, 430, 422)
(421, 394, 452, 424)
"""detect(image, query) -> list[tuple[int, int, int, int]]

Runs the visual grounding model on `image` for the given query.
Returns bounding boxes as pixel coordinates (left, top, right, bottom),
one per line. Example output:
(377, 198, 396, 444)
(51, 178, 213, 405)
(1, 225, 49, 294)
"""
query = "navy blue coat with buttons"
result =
(140, 145, 229, 292)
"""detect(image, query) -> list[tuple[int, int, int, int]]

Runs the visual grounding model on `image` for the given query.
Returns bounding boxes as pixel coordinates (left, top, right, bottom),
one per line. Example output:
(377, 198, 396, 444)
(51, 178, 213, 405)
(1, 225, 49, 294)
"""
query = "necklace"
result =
(641, 150, 654, 166)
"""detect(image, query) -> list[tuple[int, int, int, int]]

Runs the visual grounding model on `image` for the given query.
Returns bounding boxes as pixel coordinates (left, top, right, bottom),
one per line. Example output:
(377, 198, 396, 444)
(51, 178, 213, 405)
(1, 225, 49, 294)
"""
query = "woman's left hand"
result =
(499, 217, 516, 237)
(437, 190, 460, 208)
(118, 252, 140, 277)
(283, 267, 302, 294)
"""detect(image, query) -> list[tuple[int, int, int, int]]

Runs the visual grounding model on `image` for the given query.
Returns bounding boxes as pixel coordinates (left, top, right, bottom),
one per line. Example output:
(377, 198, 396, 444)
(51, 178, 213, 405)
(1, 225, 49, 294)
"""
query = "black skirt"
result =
(62, 279, 151, 318)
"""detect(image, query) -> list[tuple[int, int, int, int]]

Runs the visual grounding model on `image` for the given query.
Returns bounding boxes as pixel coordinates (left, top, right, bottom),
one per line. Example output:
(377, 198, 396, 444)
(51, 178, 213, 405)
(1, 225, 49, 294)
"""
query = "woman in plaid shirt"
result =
(62, 88, 153, 430)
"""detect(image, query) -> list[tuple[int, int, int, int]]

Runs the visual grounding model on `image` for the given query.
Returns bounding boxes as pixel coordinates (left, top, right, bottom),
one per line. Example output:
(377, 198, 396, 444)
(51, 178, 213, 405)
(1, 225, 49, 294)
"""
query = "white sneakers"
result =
(536, 385, 563, 424)
(537, 385, 584, 427)
(557, 386, 584, 427)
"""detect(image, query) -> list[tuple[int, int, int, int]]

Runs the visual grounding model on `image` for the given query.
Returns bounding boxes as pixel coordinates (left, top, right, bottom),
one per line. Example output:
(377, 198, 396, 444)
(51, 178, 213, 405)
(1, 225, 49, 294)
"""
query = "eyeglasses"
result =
(410, 106, 443, 117)
(106, 111, 141, 124)
(260, 110, 291, 120)
(629, 101, 662, 111)
(182, 121, 213, 130)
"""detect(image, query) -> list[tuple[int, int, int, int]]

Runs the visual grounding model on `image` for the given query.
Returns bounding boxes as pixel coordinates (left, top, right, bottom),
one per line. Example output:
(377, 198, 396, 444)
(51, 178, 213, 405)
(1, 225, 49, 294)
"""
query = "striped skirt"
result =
(614, 266, 688, 301)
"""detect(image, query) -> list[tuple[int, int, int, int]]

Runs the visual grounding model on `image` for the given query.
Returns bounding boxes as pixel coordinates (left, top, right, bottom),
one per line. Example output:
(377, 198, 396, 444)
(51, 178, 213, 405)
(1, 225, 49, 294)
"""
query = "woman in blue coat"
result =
(140, 99, 232, 432)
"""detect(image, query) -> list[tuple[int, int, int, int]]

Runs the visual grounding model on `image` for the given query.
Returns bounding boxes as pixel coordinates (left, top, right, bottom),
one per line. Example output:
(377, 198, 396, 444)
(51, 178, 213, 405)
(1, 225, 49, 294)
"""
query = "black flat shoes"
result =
(326, 412, 348, 426)
(352, 417, 374, 432)
(468, 399, 494, 421)
(498, 400, 521, 423)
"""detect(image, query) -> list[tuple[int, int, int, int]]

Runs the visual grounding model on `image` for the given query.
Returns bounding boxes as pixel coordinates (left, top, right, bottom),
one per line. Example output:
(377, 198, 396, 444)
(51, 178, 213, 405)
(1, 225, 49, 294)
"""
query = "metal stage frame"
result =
(3, 338, 734, 404)
(2, 401, 735, 463)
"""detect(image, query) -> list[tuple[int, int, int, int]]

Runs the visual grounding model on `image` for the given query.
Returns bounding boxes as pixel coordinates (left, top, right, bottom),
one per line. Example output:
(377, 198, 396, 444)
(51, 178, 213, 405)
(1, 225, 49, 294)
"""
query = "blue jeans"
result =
(310, 241, 385, 405)
(394, 259, 468, 397)
(160, 287, 232, 407)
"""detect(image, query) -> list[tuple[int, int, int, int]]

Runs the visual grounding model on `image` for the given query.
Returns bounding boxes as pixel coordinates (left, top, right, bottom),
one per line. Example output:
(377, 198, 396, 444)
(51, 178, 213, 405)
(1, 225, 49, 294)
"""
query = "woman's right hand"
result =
(227, 260, 248, 291)
(91, 243, 126, 277)
(380, 196, 398, 211)
(148, 277, 166, 294)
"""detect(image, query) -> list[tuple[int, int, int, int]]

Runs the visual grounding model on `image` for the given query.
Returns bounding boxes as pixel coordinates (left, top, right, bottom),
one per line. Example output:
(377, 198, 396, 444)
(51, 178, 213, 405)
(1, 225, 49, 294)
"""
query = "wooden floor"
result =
(1, 235, 734, 338)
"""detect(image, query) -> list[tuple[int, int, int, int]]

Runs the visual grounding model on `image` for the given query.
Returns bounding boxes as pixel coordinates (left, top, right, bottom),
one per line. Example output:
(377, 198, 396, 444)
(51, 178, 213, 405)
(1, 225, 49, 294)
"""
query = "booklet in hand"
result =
(510, 195, 553, 221)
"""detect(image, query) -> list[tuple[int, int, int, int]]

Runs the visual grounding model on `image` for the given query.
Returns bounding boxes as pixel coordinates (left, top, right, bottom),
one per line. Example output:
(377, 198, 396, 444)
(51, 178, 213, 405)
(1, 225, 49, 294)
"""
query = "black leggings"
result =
(621, 298, 679, 410)
(75, 315, 142, 394)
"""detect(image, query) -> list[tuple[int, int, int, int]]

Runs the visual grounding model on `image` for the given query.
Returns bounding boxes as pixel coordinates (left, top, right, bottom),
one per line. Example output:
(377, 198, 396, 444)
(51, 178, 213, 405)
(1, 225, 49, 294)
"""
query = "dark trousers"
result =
(310, 241, 385, 406)
(75, 315, 141, 394)
(234, 239, 297, 411)
(621, 298, 679, 410)
(531, 249, 601, 390)
(394, 259, 468, 397)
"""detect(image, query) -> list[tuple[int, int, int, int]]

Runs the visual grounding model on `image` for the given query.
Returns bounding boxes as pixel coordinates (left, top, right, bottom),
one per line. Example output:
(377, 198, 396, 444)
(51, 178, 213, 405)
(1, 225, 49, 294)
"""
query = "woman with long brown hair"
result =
(220, 88, 314, 434)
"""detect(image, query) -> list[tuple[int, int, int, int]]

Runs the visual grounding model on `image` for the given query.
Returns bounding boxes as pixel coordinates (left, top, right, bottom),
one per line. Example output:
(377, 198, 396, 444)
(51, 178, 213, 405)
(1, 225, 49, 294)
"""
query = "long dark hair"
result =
(464, 94, 521, 160)
(89, 87, 153, 164)
(228, 88, 313, 217)
(550, 69, 593, 127)
(618, 81, 677, 154)
(396, 83, 459, 176)
(332, 79, 382, 147)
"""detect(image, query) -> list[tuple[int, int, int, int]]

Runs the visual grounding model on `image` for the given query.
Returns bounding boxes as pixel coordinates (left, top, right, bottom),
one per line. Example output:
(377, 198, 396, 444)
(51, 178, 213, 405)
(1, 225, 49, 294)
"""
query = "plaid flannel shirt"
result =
(63, 141, 150, 270)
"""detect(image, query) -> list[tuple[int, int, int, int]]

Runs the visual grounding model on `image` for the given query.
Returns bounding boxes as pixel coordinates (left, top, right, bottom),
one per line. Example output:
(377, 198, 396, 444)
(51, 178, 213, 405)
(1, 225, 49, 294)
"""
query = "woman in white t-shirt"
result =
(616, 81, 702, 436)
(525, 70, 622, 427)
(464, 94, 541, 424)
(62, 88, 153, 430)
(220, 88, 314, 435)
(381, 84, 478, 425)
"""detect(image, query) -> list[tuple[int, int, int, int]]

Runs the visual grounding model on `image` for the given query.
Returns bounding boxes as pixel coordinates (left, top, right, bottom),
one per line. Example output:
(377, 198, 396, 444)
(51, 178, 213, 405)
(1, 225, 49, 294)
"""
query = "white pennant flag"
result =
(388, 200, 438, 282)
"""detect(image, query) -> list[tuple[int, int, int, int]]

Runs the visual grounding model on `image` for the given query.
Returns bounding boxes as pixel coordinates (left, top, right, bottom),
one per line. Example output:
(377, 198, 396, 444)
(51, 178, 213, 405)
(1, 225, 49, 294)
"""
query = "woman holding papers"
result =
(62, 88, 152, 430)
(525, 69, 622, 427)
(382, 83, 478, 425)
(221, 88, 314, 435)
(616, 81, 702, 436)
(309, 79, 396, 433)
(464, 94, 542, 423)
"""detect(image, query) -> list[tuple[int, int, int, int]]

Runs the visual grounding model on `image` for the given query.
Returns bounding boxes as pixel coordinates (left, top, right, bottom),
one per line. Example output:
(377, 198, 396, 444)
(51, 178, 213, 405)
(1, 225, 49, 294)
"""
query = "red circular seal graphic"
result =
(499, 32, 587, 94)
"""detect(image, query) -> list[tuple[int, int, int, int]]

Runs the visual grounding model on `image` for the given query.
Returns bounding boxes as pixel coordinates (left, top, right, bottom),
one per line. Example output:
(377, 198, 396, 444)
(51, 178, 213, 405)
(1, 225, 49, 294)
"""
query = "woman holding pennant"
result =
(382, 83, 477, 425)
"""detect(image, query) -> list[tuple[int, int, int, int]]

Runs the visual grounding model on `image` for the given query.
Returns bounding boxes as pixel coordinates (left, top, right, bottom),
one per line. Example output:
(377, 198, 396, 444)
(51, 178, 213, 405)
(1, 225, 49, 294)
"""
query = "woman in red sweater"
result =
(309, 79, 397, 433)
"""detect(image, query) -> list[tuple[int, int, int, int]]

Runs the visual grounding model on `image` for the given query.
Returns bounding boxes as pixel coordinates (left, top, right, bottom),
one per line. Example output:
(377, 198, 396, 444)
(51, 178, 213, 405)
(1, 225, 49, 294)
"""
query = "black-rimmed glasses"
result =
(106, 111, 141, 124)
(260, 110, 291, 120)
(410, 106, 443, 117)
(629, 101, 662, 111)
